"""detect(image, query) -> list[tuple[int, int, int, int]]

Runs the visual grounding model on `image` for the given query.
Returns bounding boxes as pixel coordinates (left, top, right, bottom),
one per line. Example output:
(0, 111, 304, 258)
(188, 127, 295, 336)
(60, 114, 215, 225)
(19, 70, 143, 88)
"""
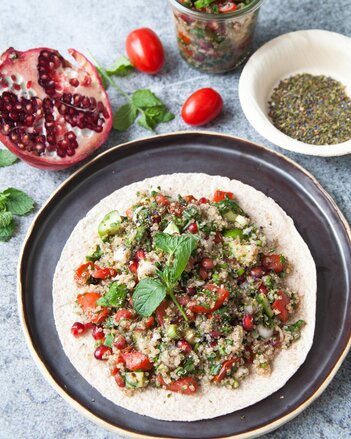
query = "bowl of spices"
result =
(239, 30, 351, 156)
(169, 0, 265, 74)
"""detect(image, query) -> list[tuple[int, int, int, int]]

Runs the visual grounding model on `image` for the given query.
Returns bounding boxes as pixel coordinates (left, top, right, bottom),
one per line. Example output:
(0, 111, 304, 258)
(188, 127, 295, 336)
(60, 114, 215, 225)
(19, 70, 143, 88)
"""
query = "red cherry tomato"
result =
(126, 28, 164, 74)
(262, 254, 286, 273)
(181, 88, 223, 126)
(190, 284, 229, 313)
(218, 2, 239, 13)
(272, 291, 290, 323)
(213, 190, 234, 202)
(76, 292, 109, 324)
(121, 351, 153, 371)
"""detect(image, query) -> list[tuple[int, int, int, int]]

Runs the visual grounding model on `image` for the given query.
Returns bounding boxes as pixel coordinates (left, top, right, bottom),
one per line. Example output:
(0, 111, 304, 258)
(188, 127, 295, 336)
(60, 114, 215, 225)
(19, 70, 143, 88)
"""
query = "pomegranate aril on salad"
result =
(0, 47, 112, 170)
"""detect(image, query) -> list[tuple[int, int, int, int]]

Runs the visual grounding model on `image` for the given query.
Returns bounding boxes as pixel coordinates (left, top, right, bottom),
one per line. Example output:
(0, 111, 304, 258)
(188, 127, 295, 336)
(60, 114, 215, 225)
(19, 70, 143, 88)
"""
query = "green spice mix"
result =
(268, 74, 351, 145)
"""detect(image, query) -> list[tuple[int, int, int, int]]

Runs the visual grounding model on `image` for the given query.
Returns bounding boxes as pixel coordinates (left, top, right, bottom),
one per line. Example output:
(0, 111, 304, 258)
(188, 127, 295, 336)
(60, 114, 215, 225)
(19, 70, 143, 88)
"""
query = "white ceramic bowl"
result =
(239, 30, 351, 156)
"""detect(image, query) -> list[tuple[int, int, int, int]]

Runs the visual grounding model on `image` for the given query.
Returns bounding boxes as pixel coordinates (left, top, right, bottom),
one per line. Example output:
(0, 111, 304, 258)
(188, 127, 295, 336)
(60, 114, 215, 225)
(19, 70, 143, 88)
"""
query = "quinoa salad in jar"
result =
(169, 0, 265, 73)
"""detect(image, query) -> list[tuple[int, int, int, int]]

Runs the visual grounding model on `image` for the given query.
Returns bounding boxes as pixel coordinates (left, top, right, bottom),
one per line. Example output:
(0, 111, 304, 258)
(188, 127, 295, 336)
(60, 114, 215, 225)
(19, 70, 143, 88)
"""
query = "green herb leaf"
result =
(215, 198, 245, 217)
(113, 103, 138, 132)
(0, 150, 18, 167)
(138, 106, 175, 131)
(106, 55, 134, 77)
(86, 245, 103, 262)
(95, 65, 108, 89)
(0, 211, 12, 228)
(104, 333, 114, 347)
(194, 0, 216, 8)
(132, 89, 163, 109)
(154, 233, 198, 284)
(133, 278, 167, 317)
(96, 282, 128, 308)
(0, 218, 15, 242)
(1, 188, 34, 216)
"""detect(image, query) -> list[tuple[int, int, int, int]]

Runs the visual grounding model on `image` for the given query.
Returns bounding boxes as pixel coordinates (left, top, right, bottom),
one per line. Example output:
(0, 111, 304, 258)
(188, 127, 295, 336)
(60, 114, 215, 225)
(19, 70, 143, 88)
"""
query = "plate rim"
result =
(17, 130, 351, 439)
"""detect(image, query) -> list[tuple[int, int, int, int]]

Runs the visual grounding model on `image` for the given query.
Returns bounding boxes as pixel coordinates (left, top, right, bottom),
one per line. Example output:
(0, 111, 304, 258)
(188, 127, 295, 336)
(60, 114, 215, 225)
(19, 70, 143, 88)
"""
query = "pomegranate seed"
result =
(210, 340, 218, 347)
(26, 80, 32, 89)
(115, 373, 125, 388)
(94, 345, 112, 360)
(129, 259, 139, 273)
(188, 223, 198, 234)
(71, 322, 86, 337)
(201, 258, 214, 270)
(243, 314, 254, 331)
(135, 249, 145, 261)
(92, 324, 105, 340)
(199, 267, 208, 280)
(259, 284, 268, 295)
(69, 78, 79, 87)
(210, 330, 221, 339)
(11, 74, 16, 81)
(177, 340, 192, 353)
(186, 286, 196, 296)
(214, 232, 223, 244)
(198, 197, 209, 204)
(114, 334, 127, 350)
(250, 266, 265, 278)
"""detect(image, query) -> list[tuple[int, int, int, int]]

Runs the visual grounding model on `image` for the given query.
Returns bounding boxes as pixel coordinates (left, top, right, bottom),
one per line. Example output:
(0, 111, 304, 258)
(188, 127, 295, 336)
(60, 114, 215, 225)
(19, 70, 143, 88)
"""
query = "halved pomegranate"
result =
(0, 47, 112, 170)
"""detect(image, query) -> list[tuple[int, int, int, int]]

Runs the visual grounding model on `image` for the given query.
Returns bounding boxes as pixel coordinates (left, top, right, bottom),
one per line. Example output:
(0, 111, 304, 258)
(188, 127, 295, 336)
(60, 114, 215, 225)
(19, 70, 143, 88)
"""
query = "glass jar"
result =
(169, 0, 265, 74)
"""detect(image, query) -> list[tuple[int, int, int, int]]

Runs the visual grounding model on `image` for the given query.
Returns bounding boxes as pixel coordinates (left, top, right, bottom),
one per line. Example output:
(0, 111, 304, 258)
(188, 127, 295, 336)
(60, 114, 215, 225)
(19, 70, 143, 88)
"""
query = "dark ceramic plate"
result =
(18, 132, 351, 439)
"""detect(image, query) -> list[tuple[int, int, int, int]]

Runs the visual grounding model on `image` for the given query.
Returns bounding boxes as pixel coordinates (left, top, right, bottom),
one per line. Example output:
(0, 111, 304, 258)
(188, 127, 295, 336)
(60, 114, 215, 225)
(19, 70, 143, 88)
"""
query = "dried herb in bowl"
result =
(268, 74, 351, 145)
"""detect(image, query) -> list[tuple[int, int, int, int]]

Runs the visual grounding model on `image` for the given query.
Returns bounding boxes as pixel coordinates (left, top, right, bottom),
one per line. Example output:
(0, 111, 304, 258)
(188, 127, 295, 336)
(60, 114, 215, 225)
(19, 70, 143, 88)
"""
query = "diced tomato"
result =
(262, 254, 286, 273)
(121, 351, 153, 371)
(213, 190, 234, 202)
(272, 291, 290, 323)
(155, 193, 170, 206)
(74, 262, 116, 284)
(167, 377, 198, 395)
(242, 313, 254, 331)
(92, 267, 117, 279)
(258, 283, 268, 295)
(218, 2, 239, 13)
(155, 299, 169, 326)
(115, 308, 135, 323)
(187, 223, 198, 234)
(129, 259, 139, 273)
(183, 195, 197, 203)
(114, 334, 127, 350)
(177, 340, 192, 353)
(244, 347, 255, 364)
(115, 372, 125, 388)
(189, 284, 229, 313)
(126, 207, 133, 218)
(76, 292, 109, 324)
(178, 31, 191, 45)
(135, 249, 145, 261)
(144, 316, 155, 329)
(214, 358, 238, 383)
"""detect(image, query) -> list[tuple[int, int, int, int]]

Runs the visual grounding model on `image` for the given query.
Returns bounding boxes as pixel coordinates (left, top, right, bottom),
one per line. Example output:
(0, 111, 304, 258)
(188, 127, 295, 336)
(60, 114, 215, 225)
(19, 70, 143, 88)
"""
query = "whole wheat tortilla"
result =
(53, 173, 316, 421)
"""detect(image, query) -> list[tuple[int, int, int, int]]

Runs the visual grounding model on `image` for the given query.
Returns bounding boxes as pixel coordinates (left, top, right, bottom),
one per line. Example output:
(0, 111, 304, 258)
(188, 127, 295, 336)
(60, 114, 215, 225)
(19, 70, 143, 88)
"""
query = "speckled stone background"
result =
(0, 0, 350, 438)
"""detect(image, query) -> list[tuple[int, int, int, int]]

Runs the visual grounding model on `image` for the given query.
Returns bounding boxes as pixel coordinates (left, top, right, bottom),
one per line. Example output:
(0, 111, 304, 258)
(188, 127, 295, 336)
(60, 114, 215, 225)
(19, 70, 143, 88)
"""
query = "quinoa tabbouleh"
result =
(70, 188, 305, 395)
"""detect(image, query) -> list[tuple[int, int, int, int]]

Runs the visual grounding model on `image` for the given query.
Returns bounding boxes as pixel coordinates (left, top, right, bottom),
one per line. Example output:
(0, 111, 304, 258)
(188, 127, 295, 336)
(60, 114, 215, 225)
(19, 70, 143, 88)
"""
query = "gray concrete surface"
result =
(0, 0, 350, 438)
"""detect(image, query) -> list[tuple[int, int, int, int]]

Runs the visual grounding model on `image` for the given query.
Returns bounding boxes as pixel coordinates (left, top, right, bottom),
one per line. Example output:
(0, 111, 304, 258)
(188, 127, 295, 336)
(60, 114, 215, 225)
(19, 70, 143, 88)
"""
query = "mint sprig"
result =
(90, 53, 174, 133)
(0, 188, 35, 242)
(133, 233, 198, 320)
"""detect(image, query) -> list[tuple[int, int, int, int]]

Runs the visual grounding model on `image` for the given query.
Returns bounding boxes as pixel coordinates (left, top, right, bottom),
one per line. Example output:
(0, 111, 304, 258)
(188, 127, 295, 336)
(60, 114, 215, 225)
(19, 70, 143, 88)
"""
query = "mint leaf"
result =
(0, 211, 12, 228)
(138, 106, 175, 131)
(133, 278, 167, 317)
(194, 0, 216, 8)
(1, 188, 34, 216)
(132, 89, 163, 109)
(0, 218, 15, 242)
(97, 282, 127, 308)
(154, 233, 198, 284)
(96, 65, 108, 89)
(113, 103, 138, 132)
(0, 150, 17, 167)
(215, 198, 245, 217)
(106, 55, 134, 77)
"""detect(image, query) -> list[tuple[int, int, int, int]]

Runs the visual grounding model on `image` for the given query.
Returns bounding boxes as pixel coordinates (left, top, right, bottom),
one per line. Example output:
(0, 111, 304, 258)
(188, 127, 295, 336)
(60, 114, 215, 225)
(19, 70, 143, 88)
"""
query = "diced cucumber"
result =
(164, 221, 180, 235)
(257, 293, 273, 318)
(98, 210, 122, 238)
(125, 372, 147, 388)
(224, 228, 244, 239)
(166, 324, 179, 339)
(86, 244, 103, 262)
(223, 210, 237, 223)
(132, 332, 145, 351)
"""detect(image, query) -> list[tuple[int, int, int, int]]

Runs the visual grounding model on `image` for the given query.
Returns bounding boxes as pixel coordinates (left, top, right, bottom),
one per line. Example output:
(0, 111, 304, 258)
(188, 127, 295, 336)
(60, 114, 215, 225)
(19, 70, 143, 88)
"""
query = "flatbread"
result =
(53, 173, 316, 421)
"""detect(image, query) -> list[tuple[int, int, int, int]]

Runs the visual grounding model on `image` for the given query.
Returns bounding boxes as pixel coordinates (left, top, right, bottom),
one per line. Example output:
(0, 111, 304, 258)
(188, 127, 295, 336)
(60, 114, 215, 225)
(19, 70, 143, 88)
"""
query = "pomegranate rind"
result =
(0, 47, 112, 170)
